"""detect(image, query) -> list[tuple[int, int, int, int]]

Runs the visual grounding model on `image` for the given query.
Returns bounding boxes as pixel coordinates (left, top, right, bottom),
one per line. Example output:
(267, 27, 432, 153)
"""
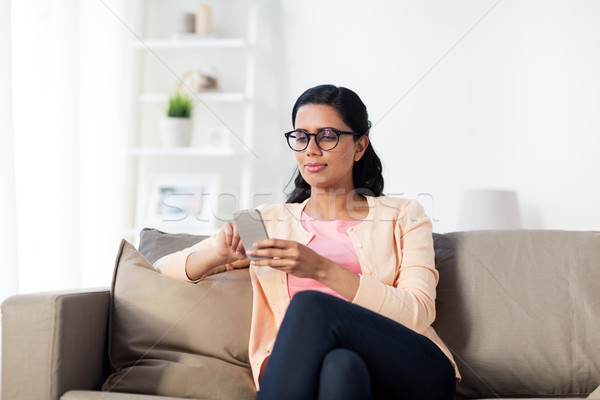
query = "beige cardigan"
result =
(154, 196, 461, 387)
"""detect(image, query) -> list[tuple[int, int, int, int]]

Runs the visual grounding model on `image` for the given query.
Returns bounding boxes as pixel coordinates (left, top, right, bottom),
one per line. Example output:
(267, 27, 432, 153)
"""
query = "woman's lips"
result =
(305, 163, 326, 172)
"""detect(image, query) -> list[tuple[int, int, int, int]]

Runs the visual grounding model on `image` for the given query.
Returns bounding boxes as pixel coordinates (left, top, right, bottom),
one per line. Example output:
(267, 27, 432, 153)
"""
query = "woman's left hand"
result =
(246, 239, 329, 279)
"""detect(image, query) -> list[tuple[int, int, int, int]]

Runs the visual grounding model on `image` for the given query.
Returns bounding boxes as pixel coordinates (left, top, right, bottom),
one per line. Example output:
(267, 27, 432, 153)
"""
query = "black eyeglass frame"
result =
(284, 128, 364, 152)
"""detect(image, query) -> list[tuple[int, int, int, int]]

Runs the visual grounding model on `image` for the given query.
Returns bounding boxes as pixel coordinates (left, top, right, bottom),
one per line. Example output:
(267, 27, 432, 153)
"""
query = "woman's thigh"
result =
(268, 290, 455, 400)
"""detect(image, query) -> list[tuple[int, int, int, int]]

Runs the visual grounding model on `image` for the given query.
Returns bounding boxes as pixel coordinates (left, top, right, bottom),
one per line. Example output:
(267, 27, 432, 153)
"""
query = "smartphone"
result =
(232, 209, 270, 260)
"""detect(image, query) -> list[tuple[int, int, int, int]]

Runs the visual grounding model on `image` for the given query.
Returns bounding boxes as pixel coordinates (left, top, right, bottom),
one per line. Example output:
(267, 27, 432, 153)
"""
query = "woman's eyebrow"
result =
(295, 126, 338, 131)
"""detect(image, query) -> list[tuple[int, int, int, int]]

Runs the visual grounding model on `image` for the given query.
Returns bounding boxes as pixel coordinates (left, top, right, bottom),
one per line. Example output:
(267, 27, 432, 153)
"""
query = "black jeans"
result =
(257, 291, 456, 400)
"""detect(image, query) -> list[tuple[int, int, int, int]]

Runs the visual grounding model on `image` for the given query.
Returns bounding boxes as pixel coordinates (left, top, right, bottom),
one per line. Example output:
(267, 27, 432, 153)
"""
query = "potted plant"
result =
(159, 92, 194, 147)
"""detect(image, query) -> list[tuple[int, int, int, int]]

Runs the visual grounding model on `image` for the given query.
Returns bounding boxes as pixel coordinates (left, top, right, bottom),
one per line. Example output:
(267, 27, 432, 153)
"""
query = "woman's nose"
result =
(305, 135, 322, 155)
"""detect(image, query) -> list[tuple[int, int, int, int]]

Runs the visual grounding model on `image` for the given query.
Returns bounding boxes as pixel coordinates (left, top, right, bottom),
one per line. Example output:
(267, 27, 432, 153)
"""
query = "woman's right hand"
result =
(215, 221, 247, 263)
(182, 222, 247, 282)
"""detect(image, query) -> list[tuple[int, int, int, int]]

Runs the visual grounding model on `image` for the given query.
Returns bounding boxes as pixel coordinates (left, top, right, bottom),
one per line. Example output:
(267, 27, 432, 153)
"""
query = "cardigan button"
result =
(357, 244, 363, 249)
(364, 269, 372, 276)
(347, 227, 354, 232)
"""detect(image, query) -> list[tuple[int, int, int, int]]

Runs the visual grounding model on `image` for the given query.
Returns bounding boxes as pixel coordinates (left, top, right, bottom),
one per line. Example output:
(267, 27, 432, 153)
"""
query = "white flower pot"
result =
(160, 117, 193, 147)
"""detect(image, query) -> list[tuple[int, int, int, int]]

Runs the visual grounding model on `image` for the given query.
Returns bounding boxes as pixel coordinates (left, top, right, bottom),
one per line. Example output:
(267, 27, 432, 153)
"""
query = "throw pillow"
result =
(138, 227, 208, 265)
(102, 239, 256, 400)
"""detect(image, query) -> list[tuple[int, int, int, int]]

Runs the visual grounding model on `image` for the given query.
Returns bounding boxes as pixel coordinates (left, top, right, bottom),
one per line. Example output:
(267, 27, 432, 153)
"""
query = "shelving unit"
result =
(134, 38, 245, 49)
(122, 0, 258, 245)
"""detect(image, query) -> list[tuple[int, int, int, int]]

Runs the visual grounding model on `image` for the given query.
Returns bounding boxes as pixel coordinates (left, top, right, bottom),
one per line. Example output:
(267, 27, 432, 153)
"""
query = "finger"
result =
(231, 223, 241, 249)
(254, 238, 290, 249)
(235, 240, 245, 254)
(247, 248, 289, 259)
(217, 225, 228, 245)
(231, 226, 246, 257)
(250, 257, 289, 268)
(223, 222, 234, 246)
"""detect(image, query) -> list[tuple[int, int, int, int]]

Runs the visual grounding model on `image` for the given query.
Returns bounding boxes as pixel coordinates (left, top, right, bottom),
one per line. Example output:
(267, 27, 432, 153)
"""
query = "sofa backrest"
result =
(432, 230, 600, 398)
(136, 228, 600, 399)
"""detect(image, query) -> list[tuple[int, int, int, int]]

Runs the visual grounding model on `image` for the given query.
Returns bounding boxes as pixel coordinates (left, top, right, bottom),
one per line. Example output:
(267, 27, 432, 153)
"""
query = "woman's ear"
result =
(354, 136, 369, 162)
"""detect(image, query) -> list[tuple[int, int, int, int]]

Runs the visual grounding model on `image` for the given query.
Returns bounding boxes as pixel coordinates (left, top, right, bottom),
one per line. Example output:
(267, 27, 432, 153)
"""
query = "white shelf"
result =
(129, 147, 236, 156)
(139, 92, 246, 103)
(124, 0, 258, 237)
(135, 38, 245, 49)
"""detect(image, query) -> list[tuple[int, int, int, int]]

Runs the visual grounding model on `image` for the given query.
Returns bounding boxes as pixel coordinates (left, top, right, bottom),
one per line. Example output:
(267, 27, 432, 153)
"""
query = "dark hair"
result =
(285, 84, 384, 203)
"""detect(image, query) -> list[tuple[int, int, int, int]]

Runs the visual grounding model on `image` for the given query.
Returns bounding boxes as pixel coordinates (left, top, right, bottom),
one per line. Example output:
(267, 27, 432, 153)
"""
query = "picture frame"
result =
(140, 173, 220, 232)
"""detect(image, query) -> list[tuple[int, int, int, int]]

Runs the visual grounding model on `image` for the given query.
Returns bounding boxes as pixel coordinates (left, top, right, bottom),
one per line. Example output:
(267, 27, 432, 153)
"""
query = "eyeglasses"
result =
(284, 128, 363, 152)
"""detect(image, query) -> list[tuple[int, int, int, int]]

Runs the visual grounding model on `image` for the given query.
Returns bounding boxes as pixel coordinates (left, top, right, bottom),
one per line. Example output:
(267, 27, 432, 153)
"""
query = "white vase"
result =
(160, 117, 193, 147)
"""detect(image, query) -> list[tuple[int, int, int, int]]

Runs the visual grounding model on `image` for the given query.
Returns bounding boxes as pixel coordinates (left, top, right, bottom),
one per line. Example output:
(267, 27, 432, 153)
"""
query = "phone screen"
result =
(233, 209, 270, 260)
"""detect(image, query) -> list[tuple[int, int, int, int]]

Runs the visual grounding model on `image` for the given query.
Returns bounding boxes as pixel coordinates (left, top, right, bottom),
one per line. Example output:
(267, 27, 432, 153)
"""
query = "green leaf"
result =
(167, 92, 193, 118)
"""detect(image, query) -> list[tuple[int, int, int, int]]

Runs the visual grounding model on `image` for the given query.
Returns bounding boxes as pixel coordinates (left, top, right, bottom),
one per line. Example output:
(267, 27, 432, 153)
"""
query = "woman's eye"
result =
(321, 133, 337, 141)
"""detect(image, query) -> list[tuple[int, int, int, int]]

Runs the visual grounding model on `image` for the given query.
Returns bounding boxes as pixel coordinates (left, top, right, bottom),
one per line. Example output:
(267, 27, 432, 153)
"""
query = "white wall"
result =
(253, 0, 600, 232)
(3, 0, 597, 301)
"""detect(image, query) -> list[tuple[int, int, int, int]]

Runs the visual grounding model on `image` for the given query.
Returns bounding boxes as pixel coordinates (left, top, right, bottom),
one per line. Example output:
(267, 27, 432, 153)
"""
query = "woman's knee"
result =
(321, 348, 369, 379)
(319, 349, 371, 400)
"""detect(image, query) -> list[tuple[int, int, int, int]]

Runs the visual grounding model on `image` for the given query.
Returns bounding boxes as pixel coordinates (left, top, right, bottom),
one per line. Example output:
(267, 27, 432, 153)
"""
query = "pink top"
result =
(287, 212, 363, 299)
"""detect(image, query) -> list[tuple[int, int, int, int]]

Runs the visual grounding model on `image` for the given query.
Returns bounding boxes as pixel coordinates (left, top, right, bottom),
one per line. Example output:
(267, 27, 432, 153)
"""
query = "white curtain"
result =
(1, 0, 19, 303)
(4, 0, 131, 300)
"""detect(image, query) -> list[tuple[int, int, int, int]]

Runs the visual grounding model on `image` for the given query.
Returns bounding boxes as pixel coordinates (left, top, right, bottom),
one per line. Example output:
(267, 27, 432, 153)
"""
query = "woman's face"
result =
(293, 104, 368, 192)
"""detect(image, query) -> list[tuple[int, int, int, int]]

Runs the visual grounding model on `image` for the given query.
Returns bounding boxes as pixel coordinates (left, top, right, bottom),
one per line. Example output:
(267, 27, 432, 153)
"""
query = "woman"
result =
(155, 84, 460, 399)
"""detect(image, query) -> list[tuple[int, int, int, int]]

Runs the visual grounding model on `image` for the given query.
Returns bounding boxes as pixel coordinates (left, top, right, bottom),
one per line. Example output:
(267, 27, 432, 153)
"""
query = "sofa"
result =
(2, 228, 600, 400)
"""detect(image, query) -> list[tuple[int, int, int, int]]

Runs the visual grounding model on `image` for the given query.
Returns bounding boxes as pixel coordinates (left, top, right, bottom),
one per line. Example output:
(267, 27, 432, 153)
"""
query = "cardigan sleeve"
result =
(351, 200, 438, 334)
(153, 233, 251, 283)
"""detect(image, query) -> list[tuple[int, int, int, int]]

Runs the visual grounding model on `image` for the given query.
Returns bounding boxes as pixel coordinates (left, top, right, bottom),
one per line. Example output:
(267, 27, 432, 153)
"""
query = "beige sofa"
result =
(2, 229, 600, 400)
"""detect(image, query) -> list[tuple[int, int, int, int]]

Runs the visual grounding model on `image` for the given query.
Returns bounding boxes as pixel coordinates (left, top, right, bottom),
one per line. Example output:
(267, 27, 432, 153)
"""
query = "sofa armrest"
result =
(2, 288, 110, 400)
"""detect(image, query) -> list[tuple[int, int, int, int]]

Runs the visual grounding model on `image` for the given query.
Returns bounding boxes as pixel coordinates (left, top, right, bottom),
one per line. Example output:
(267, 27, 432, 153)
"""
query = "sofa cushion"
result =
(102, 239, 256, 400)
(62, 389, 189, 400)
(432, 230, 600, 399)
(138, 228, 209, 265)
